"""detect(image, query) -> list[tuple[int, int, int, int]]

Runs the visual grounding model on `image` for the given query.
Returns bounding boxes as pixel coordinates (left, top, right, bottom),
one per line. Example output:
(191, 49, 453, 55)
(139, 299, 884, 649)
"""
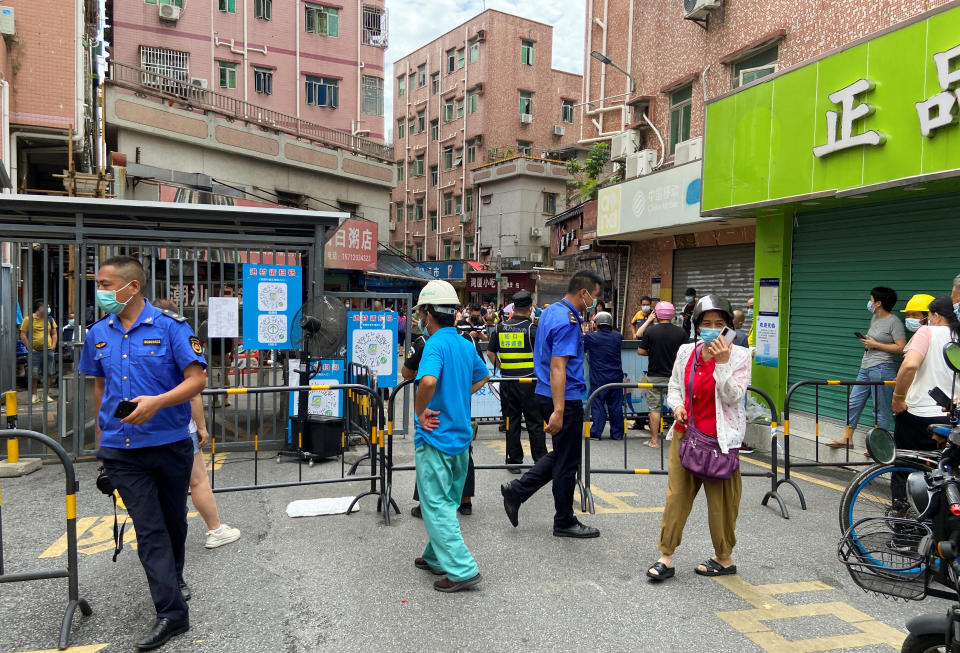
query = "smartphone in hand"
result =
(719, 326, 738, 345)
(854, 331, 866, 340)
(929, 387, 953, 412)
(114, 400, 137, 419)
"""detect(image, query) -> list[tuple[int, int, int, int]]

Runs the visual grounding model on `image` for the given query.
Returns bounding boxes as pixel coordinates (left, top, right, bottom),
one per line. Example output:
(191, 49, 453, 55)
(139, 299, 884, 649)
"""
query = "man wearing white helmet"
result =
(411, 280, 489, 592)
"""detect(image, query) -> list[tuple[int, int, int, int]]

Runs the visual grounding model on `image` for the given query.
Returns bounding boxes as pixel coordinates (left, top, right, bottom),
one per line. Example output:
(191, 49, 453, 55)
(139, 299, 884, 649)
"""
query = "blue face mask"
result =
(96, 281, 133, 315)
(684, 296, 694, 303)
(699, 328, 721, 345)
(905, 317, 923, 332)
(954, 302, 960, 321)
(867, 299, 876, 314)
(745, 309, 753, 319)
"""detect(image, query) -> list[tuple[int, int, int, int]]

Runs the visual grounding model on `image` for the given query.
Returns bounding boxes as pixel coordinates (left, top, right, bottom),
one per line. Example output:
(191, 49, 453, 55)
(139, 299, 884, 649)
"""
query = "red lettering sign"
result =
(324, 218, 378, 271)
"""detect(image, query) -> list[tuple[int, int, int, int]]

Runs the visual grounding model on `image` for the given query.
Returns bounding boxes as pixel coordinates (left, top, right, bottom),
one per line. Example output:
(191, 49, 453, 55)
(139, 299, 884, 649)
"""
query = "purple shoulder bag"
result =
(676, 344, 740, 482)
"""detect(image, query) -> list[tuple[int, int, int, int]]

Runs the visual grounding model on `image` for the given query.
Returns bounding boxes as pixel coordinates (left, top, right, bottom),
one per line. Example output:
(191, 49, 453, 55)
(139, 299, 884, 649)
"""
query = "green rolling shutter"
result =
(787, 193, 960, 423)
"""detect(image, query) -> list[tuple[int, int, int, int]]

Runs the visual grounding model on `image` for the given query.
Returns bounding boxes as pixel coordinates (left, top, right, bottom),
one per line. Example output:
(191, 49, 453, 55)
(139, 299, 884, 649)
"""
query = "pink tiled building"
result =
(110, 0, 387, 141)
(390, 10, 582, 261)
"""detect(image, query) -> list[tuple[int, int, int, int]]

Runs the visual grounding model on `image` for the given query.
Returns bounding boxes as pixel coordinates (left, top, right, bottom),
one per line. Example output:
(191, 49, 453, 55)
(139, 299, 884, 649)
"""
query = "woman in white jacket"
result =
(647, 295, 751, 581)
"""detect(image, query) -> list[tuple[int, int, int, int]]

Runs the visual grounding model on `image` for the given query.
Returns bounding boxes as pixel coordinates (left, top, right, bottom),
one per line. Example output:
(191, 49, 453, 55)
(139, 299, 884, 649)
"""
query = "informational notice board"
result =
(346, 311, 398, 388)
(288, 359, 345, 419)
(241, 264, 302, 349)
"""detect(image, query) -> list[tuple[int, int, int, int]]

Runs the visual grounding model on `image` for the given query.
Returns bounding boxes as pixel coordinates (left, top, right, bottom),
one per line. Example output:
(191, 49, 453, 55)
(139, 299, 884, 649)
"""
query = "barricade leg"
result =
(759, 421, 790, 519)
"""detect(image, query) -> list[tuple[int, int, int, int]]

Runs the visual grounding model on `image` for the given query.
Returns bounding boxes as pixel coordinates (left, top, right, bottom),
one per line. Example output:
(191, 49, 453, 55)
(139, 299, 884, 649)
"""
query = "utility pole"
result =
(496, 208, 516, 308)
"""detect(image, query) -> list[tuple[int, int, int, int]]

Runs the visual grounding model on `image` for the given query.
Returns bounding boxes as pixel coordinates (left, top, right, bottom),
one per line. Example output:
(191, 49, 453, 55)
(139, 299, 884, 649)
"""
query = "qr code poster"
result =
(288, 359, 344, 418)
(346, 311, 398, 388)
(241, 264, 303, 349)
(470, 357, 502, 419)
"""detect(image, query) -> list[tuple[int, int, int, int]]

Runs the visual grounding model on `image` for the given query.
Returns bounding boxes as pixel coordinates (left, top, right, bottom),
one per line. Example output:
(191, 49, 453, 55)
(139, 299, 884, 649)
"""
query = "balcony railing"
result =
(106, 60, 393, 163)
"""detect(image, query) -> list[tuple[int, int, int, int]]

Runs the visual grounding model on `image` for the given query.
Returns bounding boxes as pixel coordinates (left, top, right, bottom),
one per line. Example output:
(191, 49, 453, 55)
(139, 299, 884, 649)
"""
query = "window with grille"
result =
(305, 75, 339, 107)
(139, 46, 190, 91)
(562, 99, 574, 123)
(361, 5, 386, 46)
(305, 4, 339, 37)
(521, 40, 534, 65)
(254, 0, 271, 19)
(362, 75, 383, 115)
(254, 67, 273, 94)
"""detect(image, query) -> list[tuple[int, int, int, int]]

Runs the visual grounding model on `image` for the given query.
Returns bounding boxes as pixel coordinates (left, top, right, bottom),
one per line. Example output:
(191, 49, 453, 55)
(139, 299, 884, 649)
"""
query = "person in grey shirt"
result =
(827, 286, 906, 448)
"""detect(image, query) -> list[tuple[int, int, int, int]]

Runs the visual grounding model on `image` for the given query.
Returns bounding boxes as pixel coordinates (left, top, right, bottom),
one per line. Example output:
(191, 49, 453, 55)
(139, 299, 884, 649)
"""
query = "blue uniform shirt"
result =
(584, 328, 624, 387)
(79, 300, 207, 450)
(415, 326, 489, 456)
(534, 298, 585, 400)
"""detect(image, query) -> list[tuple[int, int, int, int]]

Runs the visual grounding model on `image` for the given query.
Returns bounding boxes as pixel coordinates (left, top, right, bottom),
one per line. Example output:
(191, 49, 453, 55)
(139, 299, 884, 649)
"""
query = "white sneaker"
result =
(31, 395, 40, 405)
(46, 395, 56, 403)
(205, 524, 240, 549)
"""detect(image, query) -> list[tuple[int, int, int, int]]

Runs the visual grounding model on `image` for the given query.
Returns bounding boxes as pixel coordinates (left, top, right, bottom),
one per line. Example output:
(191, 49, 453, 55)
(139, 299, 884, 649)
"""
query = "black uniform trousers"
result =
(100, 438, 194, 622)
(501, 380, 547, 464)
(511, 397, 583, 529)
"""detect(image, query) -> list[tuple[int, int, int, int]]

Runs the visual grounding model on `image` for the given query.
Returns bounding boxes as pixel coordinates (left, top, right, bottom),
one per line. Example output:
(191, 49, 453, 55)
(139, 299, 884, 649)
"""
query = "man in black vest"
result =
(487, 291, 546, 473)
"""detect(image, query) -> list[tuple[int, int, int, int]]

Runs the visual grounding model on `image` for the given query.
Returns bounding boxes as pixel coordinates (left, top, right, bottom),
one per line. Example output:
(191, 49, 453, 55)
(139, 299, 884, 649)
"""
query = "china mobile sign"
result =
(324, 219, 378, 271)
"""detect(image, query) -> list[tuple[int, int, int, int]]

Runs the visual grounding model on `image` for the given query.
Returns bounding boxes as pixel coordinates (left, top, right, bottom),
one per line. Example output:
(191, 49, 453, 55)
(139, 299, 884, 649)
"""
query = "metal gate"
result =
(0, 195, 340, 458)
(671, 243, 754, 311)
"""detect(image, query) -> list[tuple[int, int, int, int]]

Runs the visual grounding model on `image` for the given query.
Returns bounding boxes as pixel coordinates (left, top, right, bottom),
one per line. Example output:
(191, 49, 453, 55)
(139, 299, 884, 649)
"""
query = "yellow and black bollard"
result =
(0, 390, 41, 476)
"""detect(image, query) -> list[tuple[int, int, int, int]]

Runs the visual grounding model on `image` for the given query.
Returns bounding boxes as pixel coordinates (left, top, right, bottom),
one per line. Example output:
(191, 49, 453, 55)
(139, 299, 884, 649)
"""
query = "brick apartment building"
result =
(390, 9, 582, 262)
(0, 0, 99, 193)
(582, 0, 953, 330)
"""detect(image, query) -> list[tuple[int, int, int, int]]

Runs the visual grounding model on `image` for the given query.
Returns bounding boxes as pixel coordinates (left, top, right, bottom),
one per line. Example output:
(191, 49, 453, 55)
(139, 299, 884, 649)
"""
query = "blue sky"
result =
(383, 0, 585, 141)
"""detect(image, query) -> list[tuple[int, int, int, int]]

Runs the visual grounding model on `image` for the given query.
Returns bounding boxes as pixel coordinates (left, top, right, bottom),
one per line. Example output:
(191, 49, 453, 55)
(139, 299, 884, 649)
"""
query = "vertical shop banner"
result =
(242, 264, 303, 349)
(756, 278, 780, 368)
(288, 359, 345, 418)
(347, 311, 398, 388)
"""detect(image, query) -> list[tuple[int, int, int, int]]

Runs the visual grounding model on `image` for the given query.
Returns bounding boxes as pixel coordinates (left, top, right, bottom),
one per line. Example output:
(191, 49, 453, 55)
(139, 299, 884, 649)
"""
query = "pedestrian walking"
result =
(500, 270, 603, 539)
(487, 290, 547, 472)
(681, 288, 698, 340)
(411, 280, 489, 592)
(825, 286, 906, 448)
(646, 295, 751, 582)
(20, 299, 58, 404)
(636, 301, 687, 448)
(78, 256, 206, 650)
(584, 311, 624, 440)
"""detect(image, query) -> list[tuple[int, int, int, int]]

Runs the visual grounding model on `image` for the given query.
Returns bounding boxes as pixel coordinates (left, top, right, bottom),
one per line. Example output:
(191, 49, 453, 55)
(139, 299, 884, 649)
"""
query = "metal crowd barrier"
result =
(581, 382, 787, 518)
(766, 379, 896, 513)
(202, 382, 401, 524)
(1, 389, 91, 649)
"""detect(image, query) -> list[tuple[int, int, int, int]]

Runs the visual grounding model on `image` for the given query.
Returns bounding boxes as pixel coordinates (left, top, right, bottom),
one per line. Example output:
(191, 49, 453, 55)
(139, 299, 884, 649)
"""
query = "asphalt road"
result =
(0, 425, 935, 653)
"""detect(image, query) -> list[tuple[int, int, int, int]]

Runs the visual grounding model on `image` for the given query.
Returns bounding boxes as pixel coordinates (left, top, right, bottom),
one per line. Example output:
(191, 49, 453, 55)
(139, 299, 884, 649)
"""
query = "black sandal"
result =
(695, 558, 737, 576)
(646, 561, 675, 581)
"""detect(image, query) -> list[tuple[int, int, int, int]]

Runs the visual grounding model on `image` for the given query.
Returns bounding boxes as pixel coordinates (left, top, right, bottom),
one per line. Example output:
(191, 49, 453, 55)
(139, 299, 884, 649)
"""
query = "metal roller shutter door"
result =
(672, 244, 755, 311)
(787, 194, 960, 423)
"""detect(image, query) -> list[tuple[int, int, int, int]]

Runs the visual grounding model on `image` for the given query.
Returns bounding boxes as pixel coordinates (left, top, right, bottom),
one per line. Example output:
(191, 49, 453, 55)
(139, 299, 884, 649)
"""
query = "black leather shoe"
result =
(178, 580, 191, 602)
(410, 505, 422, 519)
(136, 618, 190, 650)
(458, 503, 472, 516)
(553, 521, 600, 538)
(501, 483, 520, 528)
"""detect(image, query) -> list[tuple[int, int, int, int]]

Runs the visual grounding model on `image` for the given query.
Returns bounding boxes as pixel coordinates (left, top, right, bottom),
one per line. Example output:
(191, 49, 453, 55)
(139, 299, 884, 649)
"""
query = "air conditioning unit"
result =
(520, 114, 533, 125)
(159, 3, 181, 22)
(388, 222, 397, 231)
(476, 29, 486, 42)
(190, 78, 208, 89)
(529, 252, 544, 263)
(674, 136, 703, 165)
(458, 213, 470, 224)
(626, 149, 656, 179)
(683, 0, 721, 20)
(554, 258, 566, 271)
(529, 227, 542, 239)
(610, 129, 640, 160)
(553, 125, 565, 136)
(0, 6, 16, 36)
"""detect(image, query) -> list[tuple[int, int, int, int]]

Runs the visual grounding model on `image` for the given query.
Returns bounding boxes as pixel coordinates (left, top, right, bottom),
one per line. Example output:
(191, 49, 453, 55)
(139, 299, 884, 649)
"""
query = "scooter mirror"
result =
(866, 427, 896, 465)
(943, 342, 960, 373)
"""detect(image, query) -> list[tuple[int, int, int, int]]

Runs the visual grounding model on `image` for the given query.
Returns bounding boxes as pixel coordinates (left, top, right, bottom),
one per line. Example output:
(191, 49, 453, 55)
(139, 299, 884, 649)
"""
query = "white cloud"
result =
(382, 0, 584, 142)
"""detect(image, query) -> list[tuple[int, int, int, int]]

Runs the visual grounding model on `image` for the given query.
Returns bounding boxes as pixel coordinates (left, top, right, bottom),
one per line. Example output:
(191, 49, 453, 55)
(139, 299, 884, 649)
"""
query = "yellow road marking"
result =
(40, 512, 200, 559)
(714, 577, 903, 651)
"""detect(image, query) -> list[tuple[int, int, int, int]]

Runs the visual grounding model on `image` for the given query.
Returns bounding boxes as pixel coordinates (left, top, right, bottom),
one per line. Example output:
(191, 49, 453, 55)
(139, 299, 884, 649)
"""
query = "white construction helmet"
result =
(414, 279, 460, 311)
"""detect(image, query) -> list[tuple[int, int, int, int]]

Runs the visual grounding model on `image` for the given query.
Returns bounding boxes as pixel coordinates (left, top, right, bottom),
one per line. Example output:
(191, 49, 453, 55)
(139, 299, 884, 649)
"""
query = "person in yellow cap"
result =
(901, 293, 935, 335)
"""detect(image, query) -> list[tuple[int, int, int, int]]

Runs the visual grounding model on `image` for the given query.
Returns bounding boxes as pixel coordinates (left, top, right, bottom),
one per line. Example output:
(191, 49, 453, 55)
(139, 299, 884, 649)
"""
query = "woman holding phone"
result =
(646, 295, 751, 582)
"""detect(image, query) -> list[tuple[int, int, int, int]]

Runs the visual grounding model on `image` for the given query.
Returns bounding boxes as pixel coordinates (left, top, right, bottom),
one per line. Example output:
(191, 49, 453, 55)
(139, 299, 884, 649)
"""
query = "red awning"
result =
(466, 261, 489, 272)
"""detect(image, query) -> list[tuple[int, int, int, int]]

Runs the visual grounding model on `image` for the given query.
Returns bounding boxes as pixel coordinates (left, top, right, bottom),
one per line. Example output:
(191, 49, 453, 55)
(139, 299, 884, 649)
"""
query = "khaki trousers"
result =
(658, 431, 742, 559)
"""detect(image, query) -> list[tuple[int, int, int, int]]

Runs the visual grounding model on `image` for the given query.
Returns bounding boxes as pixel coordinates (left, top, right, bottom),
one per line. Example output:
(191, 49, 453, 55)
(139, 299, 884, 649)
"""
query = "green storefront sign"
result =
(701, 5, 960, 409)
(703, 6, 960, 212)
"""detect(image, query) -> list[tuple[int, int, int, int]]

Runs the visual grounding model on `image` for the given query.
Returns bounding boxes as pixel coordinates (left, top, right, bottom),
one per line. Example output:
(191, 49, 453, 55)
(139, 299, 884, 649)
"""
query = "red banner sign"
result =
(324, 218, 378, 271)
(467, 272, 535, 293)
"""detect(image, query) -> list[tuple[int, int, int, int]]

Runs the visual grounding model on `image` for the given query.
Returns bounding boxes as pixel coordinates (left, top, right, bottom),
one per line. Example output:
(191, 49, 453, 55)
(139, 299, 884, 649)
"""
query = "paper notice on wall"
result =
(755, 314, 779, 368)
(208, 297, 239, 338)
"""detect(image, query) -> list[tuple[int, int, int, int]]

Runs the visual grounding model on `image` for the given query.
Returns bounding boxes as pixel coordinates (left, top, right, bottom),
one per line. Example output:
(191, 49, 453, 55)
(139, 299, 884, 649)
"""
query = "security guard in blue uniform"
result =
(486, 290, 546, 472)
(78, 256, 206, 651)
(583, 311, 624, 440)
(500, 270, 603, 538)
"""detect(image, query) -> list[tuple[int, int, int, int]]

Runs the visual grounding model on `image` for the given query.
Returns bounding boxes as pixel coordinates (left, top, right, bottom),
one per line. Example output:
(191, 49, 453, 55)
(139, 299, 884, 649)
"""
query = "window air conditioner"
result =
(520, 114, 533, 124)
(626, 149, 656, 179)
(610, 129, 640, 160)
(190, 78, 208, 89)
(553, 125, 565, 136)
(529, 227, 542, 239)
(683, 0, 721, 20)
(674, 137, 703, 165)
(159, 4, 181, 22)
(459, 213, 470, 224)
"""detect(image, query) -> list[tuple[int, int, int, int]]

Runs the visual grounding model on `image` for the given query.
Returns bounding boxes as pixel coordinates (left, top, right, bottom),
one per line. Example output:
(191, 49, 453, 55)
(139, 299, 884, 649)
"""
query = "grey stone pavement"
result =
(0, 422, 937, 653)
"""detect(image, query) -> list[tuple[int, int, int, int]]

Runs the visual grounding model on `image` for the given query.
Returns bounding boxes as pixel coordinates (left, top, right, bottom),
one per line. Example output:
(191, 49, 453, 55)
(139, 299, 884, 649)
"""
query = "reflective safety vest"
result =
(495, 318, 535, 377)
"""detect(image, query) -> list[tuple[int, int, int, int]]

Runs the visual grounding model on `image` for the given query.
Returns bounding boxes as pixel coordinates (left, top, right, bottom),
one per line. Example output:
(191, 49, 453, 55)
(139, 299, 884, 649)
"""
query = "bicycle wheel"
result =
(839, 463, 923, 534)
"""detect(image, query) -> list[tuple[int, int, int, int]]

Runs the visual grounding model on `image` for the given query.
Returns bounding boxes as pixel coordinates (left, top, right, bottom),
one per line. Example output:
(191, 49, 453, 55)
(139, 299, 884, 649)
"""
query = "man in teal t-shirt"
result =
(413, 280, 489, 593)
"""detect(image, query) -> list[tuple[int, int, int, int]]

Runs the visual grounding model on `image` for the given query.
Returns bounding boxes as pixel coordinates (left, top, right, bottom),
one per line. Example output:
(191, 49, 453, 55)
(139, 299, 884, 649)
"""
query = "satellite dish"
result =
(290, 294, 347, 359)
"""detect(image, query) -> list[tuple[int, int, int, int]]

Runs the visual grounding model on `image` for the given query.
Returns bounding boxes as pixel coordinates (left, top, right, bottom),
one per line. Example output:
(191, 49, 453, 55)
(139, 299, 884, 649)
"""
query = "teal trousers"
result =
(415, 443, 479, 582)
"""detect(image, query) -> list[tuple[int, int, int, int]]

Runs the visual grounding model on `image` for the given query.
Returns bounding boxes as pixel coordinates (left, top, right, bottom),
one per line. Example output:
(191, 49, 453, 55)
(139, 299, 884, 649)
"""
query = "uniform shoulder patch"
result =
(568, 311, 578, 324)
(161, 309, 188, 323)
(189, 336, 203, 354)
(95, 341, 107, 349)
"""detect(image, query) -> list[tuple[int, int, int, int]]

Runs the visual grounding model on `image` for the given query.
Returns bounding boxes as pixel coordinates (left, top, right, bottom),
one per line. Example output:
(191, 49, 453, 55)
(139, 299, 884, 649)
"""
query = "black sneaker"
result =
(411, 505, 422, 519)
(739, 445, 755, 455)
(458, 503, 473, 516)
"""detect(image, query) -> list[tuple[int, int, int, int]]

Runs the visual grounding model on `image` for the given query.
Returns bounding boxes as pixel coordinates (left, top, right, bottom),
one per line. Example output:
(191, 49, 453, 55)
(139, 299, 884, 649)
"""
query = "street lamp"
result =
(590, 50, 636, 94)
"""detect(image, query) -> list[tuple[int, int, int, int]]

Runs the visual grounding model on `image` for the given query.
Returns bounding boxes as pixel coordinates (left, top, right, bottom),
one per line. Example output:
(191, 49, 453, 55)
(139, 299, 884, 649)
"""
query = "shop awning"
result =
(365, 253, 435, 282)
(466, 260, 488, 272)
(545, 202, 585, 226)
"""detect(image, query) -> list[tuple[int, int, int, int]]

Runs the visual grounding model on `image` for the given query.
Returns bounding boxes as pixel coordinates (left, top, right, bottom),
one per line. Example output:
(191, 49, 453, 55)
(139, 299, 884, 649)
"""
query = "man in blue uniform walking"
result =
(79, 256, 206, 650)
(584, 311, 624, 440)
(412, 280, 489, 592)
(500, 270, 603, 538)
